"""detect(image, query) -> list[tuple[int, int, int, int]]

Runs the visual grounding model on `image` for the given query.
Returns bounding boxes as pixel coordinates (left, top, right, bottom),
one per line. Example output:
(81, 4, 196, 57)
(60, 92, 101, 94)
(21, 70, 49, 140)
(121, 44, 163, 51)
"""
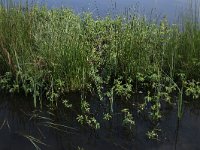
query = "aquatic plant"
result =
(77, 100, 100, 129)
(18, 133, 47, 150)
(121, 108, 135, 131)
(0, 0, 200, 141)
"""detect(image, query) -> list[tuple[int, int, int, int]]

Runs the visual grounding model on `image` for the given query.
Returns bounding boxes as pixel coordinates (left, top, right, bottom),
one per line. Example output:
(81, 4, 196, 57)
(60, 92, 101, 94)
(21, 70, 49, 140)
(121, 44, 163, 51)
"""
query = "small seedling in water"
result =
(62, 99, 72, 108)
(103, 113, 112, 121)
(146, 128, 161, 140)
(121, 109, 135, 130)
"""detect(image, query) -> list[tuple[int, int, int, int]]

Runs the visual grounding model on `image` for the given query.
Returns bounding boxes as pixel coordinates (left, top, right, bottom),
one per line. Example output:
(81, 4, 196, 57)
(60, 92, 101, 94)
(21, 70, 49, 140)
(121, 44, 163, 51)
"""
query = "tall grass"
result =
(0, 1, 199, 110)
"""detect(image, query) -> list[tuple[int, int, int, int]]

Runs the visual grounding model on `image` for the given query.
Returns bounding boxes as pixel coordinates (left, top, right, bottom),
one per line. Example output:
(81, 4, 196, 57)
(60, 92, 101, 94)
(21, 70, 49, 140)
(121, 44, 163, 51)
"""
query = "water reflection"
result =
(0, 94, 200, 150)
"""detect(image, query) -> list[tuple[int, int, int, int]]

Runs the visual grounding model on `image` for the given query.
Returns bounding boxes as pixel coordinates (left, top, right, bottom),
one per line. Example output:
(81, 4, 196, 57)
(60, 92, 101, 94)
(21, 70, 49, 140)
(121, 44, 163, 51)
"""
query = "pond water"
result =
(1, 0, 200, 149)
(15, 0, 199, 22)
(0, 94, 200, 150)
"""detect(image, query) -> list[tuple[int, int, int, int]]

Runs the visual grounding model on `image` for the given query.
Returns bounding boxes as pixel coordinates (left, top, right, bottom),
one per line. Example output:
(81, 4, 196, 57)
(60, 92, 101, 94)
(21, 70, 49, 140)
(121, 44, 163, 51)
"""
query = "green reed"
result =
(0, 1, 199, 117)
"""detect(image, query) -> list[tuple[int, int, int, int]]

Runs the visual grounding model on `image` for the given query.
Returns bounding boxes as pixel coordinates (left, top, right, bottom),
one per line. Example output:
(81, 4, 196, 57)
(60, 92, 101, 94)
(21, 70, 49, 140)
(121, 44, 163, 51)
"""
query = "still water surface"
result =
(15, 0, 198, 22)
(0, 94, 200, 150)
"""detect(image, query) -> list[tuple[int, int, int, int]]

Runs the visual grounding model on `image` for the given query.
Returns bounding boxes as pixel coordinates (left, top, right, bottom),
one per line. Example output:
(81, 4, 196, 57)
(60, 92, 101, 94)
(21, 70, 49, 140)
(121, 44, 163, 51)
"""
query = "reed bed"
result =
(0, 1, 200, 138)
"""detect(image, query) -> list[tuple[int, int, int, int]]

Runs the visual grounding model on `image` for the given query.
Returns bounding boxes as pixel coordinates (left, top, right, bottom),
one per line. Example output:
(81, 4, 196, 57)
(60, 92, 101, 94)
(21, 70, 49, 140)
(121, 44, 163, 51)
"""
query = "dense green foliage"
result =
(0, 2, 200, 139)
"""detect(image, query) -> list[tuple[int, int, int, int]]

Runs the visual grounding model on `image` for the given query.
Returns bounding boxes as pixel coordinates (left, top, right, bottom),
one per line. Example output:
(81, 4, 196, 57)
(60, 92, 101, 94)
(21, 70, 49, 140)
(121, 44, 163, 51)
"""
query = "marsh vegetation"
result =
(0, 0, 200, 149)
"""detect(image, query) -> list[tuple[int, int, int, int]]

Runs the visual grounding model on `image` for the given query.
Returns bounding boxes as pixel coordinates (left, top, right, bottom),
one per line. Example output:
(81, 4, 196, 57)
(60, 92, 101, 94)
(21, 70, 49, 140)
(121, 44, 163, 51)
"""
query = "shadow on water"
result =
(0, 93, 200, 150)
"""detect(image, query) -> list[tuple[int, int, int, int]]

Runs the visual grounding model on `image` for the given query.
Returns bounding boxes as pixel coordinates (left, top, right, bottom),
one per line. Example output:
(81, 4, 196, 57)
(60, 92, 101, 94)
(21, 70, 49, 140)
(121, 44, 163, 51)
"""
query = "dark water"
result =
(0, 94, 200, 150)
(14, 0, 199, 22)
